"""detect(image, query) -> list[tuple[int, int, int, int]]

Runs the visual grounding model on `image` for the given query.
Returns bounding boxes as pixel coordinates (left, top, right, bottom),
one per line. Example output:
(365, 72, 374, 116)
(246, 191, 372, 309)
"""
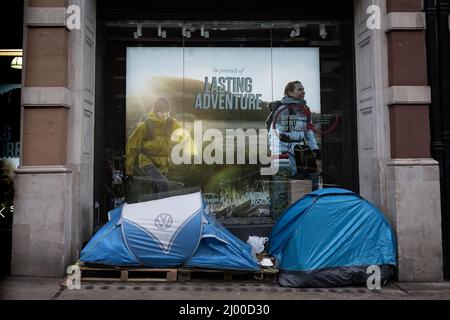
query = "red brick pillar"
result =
(386, 0, 431, 158)
(385, 0, 443, 282)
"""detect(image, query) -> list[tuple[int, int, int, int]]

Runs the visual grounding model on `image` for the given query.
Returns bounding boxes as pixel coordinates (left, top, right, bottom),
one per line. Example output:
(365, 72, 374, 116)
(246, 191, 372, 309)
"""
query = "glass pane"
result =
(100, 20, 357, 238)
(181, 46, 273, 229)
(125, 47, 184, 203)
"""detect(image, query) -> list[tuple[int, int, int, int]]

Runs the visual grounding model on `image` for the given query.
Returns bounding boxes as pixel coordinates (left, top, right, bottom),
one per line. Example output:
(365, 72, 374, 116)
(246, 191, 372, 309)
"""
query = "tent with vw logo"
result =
(80, 191, 259, 270)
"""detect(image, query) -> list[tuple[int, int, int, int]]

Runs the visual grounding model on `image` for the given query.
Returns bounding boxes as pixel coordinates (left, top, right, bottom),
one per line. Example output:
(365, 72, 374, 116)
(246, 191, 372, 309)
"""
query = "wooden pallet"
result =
(79, 265, 177, 282)
(177, 267, 278, 282)
(76, 263, 278, 283)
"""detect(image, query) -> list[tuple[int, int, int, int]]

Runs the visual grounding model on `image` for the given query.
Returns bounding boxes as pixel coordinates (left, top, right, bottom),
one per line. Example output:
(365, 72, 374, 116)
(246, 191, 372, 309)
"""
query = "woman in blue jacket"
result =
(268, 81, 320, 177)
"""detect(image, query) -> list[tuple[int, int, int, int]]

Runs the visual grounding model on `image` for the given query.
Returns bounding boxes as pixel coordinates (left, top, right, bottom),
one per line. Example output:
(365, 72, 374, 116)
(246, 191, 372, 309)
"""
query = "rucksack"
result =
(294, 141, 318, 175)
(265, 100, 283, 131)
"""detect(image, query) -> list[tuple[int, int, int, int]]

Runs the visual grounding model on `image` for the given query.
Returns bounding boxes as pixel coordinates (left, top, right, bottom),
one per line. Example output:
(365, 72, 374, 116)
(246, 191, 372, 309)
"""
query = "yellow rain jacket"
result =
(125, 111, 181, 176)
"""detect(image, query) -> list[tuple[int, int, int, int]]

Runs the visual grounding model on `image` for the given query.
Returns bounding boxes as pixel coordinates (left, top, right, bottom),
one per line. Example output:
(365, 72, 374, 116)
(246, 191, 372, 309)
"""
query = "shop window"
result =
(96, 21, 357, 238)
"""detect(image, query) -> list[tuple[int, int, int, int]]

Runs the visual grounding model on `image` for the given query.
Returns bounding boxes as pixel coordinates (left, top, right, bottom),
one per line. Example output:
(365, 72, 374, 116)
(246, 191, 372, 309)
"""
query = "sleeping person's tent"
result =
(80, 191, 259, 271)
(268, 188, 397, 287)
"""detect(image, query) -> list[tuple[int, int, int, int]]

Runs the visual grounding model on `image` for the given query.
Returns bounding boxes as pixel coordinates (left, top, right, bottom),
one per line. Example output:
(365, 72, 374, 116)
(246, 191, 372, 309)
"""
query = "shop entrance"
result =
(95, 2, 357, 240)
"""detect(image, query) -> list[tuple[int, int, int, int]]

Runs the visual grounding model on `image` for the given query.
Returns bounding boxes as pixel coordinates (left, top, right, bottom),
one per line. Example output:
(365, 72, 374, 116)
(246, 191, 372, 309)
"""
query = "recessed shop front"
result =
(95, 2, 357, 239)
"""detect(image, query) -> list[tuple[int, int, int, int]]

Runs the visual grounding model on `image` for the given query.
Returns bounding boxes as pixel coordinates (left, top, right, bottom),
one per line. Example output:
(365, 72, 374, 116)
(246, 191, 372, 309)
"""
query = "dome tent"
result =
(268, 188, 397, 288)
(80, 191, 259, 271)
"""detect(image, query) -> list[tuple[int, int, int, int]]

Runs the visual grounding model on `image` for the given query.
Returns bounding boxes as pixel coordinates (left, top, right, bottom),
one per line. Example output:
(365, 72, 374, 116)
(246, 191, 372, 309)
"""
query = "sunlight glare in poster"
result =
(126, 47, 320, 226)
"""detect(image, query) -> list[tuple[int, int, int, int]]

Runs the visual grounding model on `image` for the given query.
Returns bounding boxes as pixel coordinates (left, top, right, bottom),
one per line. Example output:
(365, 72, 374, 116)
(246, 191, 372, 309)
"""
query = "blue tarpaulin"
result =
(268, 188, 397, 287)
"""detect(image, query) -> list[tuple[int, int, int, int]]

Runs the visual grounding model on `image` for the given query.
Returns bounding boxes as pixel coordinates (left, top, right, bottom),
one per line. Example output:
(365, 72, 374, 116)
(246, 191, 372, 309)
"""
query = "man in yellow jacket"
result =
(125, 97, 181, 197)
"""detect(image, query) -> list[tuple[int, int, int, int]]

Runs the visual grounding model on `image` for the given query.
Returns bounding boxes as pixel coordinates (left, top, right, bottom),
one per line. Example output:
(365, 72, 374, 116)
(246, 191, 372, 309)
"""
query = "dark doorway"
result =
(425, 0, 450, 278)
(0, 1, 23, 276)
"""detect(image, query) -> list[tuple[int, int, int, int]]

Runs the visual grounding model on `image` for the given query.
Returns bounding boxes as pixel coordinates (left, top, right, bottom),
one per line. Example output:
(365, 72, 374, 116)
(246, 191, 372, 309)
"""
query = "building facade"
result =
(5, 0, 450, 282)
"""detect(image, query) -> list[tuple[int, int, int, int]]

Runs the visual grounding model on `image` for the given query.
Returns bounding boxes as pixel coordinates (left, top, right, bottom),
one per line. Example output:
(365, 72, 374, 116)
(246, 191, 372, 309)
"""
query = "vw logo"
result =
(155, 213, 173, 229)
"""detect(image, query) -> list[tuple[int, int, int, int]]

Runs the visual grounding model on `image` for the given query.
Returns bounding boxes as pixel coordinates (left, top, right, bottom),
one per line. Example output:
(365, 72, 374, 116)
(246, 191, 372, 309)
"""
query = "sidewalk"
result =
(1, 276, 450, 300)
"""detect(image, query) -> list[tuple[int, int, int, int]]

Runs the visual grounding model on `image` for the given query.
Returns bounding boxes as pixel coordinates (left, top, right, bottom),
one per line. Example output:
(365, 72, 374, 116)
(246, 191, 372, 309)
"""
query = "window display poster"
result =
(126, 47, 320, 225)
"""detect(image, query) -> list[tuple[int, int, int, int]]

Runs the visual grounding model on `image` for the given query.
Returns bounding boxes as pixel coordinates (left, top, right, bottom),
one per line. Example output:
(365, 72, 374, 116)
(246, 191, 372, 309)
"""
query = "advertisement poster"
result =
(126, 47, 320, 225)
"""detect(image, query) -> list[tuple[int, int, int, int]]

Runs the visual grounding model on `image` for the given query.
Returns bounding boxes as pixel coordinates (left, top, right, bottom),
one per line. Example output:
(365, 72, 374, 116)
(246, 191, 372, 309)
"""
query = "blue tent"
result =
(80, 191, 259, 271)
(268, 188, 397, 287)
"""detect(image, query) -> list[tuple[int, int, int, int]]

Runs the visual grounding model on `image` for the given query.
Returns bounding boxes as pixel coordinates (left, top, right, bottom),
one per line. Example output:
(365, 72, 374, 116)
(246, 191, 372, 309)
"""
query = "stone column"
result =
(354, 0, 443, 282)
(11, 0, 96, 277)
(354, 0, 391, 213)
